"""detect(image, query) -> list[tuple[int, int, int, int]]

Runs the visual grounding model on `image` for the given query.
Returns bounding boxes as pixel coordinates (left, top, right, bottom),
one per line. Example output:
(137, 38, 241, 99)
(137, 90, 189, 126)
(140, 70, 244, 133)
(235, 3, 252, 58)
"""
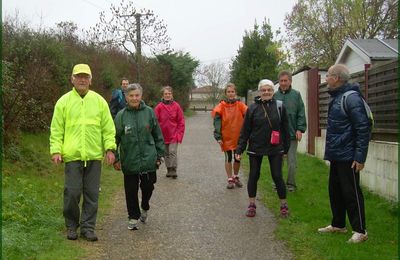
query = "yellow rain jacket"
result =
(50, 88, 116, 162)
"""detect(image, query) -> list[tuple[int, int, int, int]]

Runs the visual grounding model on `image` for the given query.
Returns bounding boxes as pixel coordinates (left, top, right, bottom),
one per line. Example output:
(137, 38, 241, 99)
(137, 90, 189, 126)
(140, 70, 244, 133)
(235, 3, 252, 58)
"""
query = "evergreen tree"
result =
(157, 52, 199, 109)
(230, 19, 287, 99)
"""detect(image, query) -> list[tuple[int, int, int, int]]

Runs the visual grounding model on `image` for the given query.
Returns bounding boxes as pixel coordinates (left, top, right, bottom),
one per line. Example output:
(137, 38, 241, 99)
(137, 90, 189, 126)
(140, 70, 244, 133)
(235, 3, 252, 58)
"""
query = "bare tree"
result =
(87, 0, 171, 66)
(196, 62, 230, 106)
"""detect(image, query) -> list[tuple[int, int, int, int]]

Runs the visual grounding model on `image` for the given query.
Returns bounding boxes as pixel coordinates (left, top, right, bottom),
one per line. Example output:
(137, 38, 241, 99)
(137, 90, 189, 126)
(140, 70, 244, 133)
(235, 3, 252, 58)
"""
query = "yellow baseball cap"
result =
(72, 64, 92, 76)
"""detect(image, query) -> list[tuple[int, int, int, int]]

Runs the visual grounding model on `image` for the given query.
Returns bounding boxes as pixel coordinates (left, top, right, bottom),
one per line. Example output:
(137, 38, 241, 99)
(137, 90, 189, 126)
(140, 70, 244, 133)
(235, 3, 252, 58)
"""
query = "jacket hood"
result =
(328, 83, 361, 97)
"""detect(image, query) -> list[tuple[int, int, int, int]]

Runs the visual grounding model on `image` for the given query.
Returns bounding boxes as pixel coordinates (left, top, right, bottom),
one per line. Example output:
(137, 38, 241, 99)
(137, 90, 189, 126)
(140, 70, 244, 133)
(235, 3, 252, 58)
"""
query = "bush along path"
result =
(84, 111, 292, 259)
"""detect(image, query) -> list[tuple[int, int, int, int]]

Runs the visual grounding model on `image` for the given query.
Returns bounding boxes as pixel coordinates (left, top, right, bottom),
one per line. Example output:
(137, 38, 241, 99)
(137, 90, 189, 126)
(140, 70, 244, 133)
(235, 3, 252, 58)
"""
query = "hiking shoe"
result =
(347, 231, 368, 243)
(234, 176, 243, 188)
(318, 225, 347, 233)
(80, 231, 98, 241)
(128, 219, 139, 230)
(227, 178, 235, 189)
(280, 204, 289, 218)
(246, 203, 256, 217)
(140, 210, 148, 223)
(67, 229, 78, 240)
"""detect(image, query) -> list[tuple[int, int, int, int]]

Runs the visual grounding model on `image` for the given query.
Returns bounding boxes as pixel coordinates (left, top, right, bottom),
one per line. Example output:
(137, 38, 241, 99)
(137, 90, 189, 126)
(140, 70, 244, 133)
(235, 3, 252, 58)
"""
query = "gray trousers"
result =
(165, 143, 178, 169)
(64, 160, 101, 234)
(286, 140, 298, 187)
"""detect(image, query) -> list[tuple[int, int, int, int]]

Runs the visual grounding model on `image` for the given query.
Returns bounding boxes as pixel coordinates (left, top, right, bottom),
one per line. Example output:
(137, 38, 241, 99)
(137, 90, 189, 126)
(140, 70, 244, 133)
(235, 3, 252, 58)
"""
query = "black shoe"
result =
(81, 231, 98, 241)
(67, 229, 78, 240)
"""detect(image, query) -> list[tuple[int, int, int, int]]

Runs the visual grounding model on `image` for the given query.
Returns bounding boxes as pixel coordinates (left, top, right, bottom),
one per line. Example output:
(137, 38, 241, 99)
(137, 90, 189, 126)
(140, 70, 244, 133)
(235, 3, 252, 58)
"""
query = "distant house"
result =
(335, 38, 398, 74)
(190, 86, 215, 101)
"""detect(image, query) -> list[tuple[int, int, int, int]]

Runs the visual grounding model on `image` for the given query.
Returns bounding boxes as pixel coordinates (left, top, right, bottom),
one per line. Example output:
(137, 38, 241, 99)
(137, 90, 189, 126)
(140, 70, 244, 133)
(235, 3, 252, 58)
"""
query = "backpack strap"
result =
(117, 89, 124, 104)
(340, 90, 357, 115)
(276, 100, 283, 122)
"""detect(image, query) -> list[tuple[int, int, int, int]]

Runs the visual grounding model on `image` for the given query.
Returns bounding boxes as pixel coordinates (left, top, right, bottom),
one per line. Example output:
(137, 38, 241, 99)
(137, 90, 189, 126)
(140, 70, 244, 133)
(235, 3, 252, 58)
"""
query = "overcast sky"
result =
(3, 0, 297, 65)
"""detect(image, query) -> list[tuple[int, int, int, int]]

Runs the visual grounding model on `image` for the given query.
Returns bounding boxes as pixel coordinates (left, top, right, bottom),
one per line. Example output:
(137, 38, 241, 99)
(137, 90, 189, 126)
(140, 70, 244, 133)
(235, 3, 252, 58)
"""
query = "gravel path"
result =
(86, 111, 292, 260)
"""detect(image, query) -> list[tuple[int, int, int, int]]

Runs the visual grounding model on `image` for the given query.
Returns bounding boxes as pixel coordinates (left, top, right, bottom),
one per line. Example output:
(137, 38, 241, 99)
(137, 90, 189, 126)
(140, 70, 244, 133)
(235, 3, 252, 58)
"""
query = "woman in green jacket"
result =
(114, 83, 165, 230)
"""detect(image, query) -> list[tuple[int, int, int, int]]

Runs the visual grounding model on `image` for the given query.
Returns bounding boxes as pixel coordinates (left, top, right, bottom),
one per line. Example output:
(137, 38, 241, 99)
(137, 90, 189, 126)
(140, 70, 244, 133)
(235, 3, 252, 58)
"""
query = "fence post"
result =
(364, 63, 371, 101)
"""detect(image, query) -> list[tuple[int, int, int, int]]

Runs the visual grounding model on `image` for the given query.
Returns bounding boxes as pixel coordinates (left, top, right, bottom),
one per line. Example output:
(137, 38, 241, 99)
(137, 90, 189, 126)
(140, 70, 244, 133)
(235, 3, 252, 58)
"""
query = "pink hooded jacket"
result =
(154, 100, 185, 144)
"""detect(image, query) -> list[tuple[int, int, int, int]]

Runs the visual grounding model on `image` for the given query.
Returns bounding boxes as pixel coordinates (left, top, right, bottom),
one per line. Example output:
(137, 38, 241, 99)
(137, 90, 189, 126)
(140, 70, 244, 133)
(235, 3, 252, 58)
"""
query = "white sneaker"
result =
(128, 219, 139, 230)
(318, 225, 347, 233)
(140, 210, 148, 223)
(347, 231, 368, 243)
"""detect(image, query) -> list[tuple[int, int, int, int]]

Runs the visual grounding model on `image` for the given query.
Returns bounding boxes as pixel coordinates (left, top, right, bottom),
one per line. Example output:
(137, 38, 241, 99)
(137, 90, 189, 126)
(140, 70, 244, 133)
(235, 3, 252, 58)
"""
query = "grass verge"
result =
(2, 133, 122, 259)
(240, 152, 398, 259)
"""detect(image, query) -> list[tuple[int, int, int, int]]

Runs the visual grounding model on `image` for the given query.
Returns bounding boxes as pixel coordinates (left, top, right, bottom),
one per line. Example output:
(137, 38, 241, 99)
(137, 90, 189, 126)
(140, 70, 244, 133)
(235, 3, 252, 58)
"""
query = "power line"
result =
(81, 0, 105, 10)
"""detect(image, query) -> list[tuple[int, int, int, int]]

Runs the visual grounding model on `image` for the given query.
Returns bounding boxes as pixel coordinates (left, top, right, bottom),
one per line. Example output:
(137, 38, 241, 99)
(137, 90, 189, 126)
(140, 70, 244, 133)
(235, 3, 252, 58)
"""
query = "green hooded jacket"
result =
(273, 86, 307, 140)
(114, 100, 165, 174)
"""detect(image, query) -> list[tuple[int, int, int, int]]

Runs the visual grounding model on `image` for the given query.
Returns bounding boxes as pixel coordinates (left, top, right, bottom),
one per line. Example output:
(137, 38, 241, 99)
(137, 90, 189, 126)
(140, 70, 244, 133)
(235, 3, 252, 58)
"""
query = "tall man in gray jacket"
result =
(274, 71, 307, 192)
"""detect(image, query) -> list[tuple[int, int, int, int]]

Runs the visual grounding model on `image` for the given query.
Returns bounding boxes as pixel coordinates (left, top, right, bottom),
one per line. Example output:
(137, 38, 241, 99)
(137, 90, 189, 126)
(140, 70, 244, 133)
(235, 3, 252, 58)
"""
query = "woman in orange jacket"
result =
(211, 83, 247, 189)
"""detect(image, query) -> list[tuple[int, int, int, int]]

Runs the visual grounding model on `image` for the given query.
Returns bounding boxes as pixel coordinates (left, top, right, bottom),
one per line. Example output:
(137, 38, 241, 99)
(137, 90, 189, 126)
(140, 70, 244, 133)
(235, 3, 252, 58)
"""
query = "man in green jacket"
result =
(50, 64, 116, 241)
(114, 83, 165, 230)
(273, 70, 307, 192)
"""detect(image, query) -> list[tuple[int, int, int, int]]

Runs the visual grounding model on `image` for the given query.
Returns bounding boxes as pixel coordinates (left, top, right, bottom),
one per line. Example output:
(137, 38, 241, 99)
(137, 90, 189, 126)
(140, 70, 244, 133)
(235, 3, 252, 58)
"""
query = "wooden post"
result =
(364, 63, 371, 101)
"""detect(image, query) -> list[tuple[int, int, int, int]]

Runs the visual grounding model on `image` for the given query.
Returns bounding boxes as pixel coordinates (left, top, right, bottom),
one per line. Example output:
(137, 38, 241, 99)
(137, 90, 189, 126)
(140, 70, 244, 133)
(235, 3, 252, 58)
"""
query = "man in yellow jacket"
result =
(50, 64, 116, 241)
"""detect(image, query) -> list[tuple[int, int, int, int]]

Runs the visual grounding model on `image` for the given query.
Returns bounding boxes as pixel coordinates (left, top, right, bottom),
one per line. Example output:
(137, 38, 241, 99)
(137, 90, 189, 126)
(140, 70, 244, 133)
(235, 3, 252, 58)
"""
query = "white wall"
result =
(315, 134, 398, 201)
(292, 72, 308, 154)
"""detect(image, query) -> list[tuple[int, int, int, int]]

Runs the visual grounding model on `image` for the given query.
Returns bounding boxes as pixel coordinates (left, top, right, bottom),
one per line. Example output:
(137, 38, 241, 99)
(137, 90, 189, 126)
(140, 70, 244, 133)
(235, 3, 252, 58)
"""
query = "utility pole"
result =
(134, 13, 142, 61)
(120, 12, 153, 82)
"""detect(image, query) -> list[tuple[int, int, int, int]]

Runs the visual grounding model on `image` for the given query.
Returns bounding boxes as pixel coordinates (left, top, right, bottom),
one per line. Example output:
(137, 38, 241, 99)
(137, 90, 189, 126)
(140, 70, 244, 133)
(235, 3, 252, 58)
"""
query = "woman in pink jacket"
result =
(154, 86, 185, 178)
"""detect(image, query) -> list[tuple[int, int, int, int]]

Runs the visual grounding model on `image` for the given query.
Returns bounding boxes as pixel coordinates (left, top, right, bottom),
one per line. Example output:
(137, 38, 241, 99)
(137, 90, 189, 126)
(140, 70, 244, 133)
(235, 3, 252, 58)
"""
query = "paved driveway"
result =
(87, 111, 292, 259)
